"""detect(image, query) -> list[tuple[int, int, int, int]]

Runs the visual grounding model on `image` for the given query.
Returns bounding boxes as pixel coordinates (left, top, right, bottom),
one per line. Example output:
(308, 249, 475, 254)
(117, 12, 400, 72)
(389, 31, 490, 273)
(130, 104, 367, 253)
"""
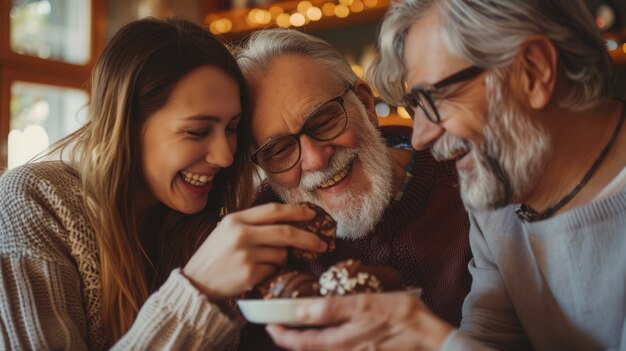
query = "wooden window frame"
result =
(0, 0, 105, 168)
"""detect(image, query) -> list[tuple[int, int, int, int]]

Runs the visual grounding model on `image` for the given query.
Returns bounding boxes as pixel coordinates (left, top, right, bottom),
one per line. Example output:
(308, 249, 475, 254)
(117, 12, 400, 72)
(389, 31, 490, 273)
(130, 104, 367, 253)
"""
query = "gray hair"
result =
(235, 28, 359, 86)
(368, 0, 613, 111)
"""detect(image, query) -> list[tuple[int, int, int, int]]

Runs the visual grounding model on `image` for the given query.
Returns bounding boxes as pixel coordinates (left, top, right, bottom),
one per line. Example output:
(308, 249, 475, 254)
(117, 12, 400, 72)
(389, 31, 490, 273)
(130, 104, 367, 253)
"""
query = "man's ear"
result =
(512, 35, 558, 110)
(352, 79, 379, 127)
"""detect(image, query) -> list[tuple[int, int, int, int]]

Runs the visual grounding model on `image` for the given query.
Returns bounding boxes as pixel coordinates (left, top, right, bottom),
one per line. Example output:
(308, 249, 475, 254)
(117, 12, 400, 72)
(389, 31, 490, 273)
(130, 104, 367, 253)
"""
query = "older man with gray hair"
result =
(266, 0, 626, 350)
(235, 27, 472, 350)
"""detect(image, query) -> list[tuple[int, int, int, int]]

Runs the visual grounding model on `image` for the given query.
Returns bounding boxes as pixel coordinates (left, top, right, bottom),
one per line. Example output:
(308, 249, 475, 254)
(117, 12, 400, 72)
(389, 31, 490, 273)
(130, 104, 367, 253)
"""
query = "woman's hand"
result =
(182, 203, 327, 300)
(266, 293, 454, 351)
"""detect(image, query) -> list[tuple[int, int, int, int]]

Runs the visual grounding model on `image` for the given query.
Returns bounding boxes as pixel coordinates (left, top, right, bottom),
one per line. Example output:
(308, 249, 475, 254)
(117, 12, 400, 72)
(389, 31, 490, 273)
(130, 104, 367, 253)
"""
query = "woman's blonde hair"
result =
(47, 17, 254, 344)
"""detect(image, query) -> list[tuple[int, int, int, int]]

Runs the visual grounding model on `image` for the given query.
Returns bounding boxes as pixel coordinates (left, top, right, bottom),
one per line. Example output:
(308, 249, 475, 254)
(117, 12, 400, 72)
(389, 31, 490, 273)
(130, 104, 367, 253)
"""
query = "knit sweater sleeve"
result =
(0, 253, 90, 350)
(0, 164, 94, 350)
(113, 269, 239, 350)
(441, 212, 530, 351)
(0, 163, 238, 350)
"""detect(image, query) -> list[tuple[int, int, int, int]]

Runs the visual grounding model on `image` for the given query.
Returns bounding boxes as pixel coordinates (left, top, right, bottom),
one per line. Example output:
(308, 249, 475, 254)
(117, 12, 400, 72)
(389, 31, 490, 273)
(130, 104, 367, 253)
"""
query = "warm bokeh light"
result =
(339, 0, 354, 5)
(248, 9, 259, 23)
(220, 18, 232, 33)
(623, 43, 626, 54)
(209, 18, 232, 34)
(397, 106, 412, 119)
(595, 5, 615, 30)
(297, 1, 313, 14)
(364, 0, 378, 8)
(269, 6, 283, 19)
(351, 64, 364, 78)
(256, 9, 271, 24)
(350, 0, 365, 13)
(276, 13, 291, 27)
(290, 12, 306, 27)
(306, 6, 322, 21)
(322, 3, 336, 17)
(335, 5, 350, 18)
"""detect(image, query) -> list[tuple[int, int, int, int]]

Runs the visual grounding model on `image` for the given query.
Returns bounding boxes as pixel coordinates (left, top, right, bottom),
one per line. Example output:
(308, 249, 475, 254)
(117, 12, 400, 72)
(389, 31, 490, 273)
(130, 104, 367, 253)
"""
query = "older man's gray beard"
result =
(270, 101, 393, 239)
(431, 70, 552, 211)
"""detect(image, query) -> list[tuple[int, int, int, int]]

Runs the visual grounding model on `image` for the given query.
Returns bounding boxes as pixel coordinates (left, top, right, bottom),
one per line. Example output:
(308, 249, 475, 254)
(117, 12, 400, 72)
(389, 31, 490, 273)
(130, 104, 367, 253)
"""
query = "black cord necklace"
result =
(516, 105, 626, 222)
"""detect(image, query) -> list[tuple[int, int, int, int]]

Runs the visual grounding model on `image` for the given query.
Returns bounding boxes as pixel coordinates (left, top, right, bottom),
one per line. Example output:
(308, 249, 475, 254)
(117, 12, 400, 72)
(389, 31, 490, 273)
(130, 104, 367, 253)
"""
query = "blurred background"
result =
(1, 0, 625, 170)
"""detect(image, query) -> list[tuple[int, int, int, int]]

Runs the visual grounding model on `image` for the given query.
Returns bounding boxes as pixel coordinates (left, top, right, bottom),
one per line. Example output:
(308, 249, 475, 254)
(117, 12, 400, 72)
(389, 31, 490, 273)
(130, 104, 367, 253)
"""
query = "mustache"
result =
(299, 148, 358, 191)
(431, 131, 514, 207)
(431, 133, 471, 162)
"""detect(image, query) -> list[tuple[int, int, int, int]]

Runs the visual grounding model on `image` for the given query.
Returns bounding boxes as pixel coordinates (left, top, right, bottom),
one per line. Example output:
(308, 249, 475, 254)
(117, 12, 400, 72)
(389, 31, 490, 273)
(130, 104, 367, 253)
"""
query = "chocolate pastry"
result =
(290, 202, 336, 260)
(260, 270, 321, 299)
(319, 259, 406, 296)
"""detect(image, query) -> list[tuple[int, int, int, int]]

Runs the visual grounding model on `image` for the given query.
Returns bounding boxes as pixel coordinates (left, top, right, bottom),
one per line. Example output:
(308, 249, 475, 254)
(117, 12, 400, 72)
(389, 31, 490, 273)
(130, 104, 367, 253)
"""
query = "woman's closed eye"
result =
(226, 124, 239, 134)
(186, 129, 210, 138)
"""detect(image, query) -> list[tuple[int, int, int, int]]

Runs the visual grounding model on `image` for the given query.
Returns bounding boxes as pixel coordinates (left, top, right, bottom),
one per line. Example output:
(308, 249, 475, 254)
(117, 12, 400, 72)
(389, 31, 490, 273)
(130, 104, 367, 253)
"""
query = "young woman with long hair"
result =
(0, 18, 326, 350)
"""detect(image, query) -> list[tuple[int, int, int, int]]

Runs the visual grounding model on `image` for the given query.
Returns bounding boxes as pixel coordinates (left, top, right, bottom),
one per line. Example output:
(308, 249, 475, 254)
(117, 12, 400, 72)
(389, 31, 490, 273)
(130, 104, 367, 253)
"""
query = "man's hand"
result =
(266, 292, 454, 351)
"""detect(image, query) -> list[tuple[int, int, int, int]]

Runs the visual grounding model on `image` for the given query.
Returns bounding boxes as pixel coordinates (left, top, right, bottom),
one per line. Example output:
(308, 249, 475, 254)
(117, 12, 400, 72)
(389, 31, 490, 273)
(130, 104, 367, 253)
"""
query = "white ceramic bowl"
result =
(237, 288, 422, 325)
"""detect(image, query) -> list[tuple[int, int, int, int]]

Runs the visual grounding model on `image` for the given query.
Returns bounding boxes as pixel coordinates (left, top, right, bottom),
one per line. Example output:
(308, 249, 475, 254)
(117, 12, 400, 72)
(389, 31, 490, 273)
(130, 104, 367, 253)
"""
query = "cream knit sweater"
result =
(0, 161, 239, 350)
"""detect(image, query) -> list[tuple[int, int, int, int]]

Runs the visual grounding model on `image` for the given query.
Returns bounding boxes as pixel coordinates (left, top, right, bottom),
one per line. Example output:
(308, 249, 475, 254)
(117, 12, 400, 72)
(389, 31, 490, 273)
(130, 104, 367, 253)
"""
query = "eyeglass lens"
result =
(418, 91, 439, 123)
(404, 90, 439, 123)
(255, 100, 347, 172)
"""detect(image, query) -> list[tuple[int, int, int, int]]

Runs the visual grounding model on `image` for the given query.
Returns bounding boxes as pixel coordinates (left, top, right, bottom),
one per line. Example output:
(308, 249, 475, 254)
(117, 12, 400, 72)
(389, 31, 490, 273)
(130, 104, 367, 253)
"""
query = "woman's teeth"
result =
(181, 170, 213, 187)
(318, 166, 350, 189)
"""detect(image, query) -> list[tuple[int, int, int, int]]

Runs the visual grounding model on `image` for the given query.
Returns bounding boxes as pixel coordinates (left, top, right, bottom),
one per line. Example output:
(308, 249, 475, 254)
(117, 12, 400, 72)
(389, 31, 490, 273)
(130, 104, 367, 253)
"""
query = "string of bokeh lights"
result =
(207, 0, 383, 35)
(206, 1, 625, 121)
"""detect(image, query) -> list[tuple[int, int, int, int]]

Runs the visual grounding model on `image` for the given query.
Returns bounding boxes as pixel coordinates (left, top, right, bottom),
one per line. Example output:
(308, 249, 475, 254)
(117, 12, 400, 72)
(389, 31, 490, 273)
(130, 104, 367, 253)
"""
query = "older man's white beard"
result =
(431, 71, 551, 211)
(270, 108, 393, 240)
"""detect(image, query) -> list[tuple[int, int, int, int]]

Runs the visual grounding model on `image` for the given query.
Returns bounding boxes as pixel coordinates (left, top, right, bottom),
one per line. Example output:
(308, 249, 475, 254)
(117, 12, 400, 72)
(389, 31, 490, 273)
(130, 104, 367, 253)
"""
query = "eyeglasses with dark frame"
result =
(403, 65, 485, 123)
(251, 85, 352, 174)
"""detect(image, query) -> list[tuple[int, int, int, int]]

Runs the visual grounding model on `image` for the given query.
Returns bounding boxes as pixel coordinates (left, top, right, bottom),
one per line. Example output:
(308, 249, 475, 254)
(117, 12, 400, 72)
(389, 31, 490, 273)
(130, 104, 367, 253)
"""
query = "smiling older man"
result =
(264, 0, 626, 350)
(235, 29, 471, 350)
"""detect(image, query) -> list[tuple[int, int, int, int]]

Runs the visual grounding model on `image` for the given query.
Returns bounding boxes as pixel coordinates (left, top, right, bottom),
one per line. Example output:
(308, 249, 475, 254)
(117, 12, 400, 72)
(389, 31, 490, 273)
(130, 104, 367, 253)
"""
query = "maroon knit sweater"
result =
(239, 126, 471, 351)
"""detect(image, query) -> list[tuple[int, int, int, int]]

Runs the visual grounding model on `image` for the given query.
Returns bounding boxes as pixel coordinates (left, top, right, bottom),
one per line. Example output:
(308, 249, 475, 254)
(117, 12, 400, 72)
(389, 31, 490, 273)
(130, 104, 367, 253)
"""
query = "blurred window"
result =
(1, 0, 99, 169)
(10, 0, 91, 64)
(9, 82, 87, 169)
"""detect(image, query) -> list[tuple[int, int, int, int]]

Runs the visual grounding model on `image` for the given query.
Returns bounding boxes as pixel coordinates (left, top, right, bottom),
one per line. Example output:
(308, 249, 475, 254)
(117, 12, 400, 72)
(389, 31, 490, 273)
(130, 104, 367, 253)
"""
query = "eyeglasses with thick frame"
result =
(251, 85, 352, 174)
(403, 65, 485, 123)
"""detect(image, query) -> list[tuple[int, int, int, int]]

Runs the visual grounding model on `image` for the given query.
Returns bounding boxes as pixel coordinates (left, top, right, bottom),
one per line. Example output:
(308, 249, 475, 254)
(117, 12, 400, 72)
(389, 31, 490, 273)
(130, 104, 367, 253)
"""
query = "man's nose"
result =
(299, 135, 332, 171)
(411, 113, 445, 150)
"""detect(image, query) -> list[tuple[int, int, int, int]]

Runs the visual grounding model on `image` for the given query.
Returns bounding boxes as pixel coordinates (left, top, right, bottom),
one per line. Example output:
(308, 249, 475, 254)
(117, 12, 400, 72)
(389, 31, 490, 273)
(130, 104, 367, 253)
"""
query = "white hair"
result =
(236, 28, 359, 87)
(368, 0, 613, 111)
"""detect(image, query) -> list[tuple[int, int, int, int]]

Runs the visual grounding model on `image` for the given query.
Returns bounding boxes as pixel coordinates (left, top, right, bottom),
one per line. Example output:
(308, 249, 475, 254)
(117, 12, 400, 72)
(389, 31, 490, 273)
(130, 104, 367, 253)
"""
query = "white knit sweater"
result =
(0, 161, 239, 350)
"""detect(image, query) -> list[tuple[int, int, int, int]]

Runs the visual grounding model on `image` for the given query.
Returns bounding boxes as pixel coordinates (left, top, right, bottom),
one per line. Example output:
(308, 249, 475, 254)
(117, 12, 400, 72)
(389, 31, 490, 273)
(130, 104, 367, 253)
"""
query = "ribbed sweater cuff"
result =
(117, 268, 237, 349)
(157, 268, 236, 338)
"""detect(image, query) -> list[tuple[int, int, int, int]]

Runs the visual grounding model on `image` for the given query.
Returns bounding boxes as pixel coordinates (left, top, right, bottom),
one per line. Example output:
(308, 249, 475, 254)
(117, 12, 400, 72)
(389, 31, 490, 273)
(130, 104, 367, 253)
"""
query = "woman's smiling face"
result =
(140, 65, 242, 214)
